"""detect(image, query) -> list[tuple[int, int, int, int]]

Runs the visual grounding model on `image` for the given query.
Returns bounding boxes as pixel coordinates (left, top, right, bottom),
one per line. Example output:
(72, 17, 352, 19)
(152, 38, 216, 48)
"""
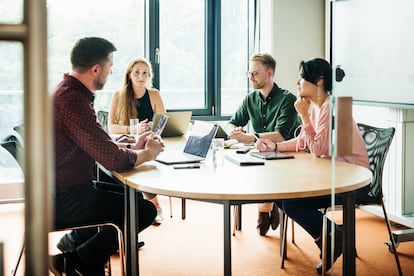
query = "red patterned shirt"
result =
(53, 74, 137, 189)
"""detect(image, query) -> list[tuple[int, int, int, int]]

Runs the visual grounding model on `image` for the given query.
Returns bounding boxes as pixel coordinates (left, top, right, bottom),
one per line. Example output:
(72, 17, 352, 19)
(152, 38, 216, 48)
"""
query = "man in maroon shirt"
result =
(52, 37, 164, 275)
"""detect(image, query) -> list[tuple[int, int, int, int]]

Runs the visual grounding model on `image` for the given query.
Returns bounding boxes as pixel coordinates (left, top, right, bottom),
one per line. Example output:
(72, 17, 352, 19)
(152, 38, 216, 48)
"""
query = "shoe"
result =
(57, 233, 78, 254)
(315, 224, 343, 274)
(51, 253, 65, 274)
(257, 212, 271, 236)
(270, 204, 280, 230)
(153, 206, 164, 225)
(51, 252, 88, 276)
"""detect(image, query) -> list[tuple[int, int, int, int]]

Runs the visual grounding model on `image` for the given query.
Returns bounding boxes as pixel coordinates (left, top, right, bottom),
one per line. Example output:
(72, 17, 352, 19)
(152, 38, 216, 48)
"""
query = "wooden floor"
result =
(1, 196, 414, 275)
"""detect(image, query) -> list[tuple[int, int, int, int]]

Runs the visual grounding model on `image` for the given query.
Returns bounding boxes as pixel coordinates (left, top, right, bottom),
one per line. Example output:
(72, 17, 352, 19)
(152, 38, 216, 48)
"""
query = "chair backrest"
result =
(97, 110, 109, 132)
(357, 123, 395, 203)
(1, 135, 23, 169)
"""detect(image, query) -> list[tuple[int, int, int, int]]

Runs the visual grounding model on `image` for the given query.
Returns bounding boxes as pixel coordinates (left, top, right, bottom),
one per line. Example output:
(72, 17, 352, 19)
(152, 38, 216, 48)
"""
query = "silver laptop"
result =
(152, 111, 192, 137)
(156, 121, 219, 165)
(215, 124, 229, 139)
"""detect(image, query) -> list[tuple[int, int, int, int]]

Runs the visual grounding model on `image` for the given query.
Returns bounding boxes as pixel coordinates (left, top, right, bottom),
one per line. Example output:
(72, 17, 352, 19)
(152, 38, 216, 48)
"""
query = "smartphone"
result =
(236, 147, 251, 154)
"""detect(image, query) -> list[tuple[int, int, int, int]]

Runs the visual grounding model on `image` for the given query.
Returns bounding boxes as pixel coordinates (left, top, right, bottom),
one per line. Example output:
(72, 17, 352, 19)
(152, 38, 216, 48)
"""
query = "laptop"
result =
(249, 151, 294, 160)
(225, 152, 265, 166)
(156, 120, 219, 165)
(215, 124, 229, 139)
(152, 111, 192, 137)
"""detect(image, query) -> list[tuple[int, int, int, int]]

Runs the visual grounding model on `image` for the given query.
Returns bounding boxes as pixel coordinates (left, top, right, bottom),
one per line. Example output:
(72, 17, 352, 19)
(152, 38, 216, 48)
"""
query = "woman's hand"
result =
(294, 97, 311, 116)
(294, 97, 311, 125)
(139, 119, 153, 134)
(256, 138, 276, 152)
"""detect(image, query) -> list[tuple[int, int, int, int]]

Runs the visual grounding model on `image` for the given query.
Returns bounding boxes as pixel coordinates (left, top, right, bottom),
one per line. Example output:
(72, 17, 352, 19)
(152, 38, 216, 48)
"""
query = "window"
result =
(0, 0, 257, 194)
(149, 0, 253, 118)
(47, 0, 146, 112)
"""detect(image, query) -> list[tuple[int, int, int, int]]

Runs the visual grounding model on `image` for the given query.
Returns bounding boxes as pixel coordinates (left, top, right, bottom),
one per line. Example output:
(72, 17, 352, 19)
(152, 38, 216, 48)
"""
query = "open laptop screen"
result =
(184, 121, 219, 157)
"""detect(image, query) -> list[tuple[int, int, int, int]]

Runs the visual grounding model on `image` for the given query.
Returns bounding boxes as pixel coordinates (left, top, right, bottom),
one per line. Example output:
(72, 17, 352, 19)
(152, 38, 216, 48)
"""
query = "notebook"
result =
(249, 151, 294, 160)
(152, 111, 192, 137)
(156, 121, 219, 165)
(225, 152, 265, 166)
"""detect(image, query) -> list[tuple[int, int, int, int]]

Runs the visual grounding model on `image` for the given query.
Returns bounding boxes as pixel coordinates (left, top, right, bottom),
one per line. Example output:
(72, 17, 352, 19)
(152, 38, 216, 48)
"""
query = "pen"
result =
(173, 164, 201, 169)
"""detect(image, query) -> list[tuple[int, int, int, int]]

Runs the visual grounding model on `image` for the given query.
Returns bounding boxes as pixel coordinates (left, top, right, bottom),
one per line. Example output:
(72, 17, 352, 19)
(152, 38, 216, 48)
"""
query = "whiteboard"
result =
(332, 0, 414, 108)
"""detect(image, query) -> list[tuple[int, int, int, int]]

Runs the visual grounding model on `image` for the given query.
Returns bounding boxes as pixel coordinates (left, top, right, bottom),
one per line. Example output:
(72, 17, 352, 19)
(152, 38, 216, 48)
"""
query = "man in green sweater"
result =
(227, 53, 299, 236)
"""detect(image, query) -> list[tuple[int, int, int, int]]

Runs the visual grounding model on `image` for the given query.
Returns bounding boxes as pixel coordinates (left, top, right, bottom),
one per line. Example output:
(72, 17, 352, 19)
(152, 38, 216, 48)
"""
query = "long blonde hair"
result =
(115, 57, 154, 125)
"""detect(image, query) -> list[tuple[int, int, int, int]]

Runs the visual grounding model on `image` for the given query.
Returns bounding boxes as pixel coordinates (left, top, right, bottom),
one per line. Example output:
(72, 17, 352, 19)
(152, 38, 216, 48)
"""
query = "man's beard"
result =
(94, 77, 106, 91)
(252, 81, 265, 90)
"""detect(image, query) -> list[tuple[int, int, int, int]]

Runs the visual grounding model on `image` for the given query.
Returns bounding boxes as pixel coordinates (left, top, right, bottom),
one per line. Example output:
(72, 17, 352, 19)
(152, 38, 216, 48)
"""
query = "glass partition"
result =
(0, 41, 24, 199)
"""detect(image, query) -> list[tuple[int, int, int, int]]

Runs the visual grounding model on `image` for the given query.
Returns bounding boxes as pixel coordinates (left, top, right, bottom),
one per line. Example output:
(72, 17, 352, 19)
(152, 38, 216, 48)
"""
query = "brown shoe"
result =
(270, 204, 280, 230)
(257, 212, 271, 236)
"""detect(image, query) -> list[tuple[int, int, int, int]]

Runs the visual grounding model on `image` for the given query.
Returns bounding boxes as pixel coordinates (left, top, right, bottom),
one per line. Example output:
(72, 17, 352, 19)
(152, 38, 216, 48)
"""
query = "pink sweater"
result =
(279, 98, 369, 169)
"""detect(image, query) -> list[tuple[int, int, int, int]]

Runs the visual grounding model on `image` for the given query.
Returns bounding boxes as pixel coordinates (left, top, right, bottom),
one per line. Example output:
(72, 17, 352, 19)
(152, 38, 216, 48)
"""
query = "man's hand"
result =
(256, 138, 276, 152)
(133, 131, 153, 150)
(144, 135, 165, 160)
(116, 134, 136, 144)
(228, 127, 256, 143)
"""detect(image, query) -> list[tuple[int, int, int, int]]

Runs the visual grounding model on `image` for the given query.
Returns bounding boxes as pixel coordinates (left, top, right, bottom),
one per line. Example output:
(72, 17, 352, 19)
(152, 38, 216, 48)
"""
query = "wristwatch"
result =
(254, 133, 260, 141)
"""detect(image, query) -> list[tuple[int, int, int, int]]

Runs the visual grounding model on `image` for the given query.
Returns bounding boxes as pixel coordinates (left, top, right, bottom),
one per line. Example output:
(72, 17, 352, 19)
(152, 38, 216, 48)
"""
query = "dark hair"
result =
(70, 37, 117, 72)
(299, 58, 346, 93)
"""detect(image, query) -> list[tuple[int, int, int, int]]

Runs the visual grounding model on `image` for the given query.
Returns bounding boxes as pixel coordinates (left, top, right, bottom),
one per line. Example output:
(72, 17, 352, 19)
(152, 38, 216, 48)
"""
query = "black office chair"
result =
(280, 123, 402, 276)
(2, 132, 125, 276)
(98, 110, 109, 132)
(320, 123, 401, 275)
(1, 135, 23, 168)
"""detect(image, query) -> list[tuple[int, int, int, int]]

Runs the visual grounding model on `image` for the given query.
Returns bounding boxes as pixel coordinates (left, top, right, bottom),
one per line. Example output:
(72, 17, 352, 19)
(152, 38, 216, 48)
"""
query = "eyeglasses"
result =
(246, 70, 264, 78)
(132, 70, 149, 77)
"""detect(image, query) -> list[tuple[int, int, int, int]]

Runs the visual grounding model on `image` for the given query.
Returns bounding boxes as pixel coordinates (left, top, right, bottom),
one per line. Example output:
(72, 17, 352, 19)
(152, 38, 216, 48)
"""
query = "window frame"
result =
(147, 0, 256, 120)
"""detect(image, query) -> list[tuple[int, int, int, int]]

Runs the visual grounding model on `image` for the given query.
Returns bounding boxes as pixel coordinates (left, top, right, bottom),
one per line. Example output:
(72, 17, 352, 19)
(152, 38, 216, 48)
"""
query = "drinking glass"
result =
(129, 118, 140, 141)
(211, 138, 225, 167)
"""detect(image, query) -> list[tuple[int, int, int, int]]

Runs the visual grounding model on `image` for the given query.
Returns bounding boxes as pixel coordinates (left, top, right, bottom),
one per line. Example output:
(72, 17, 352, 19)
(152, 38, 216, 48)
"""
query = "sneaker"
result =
(57, 233, 78, 254)
(153, 206, 164, 225)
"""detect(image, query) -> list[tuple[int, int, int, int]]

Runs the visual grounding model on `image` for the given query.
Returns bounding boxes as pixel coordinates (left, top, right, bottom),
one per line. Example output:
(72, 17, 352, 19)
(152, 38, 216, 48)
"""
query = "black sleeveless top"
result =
(135, 89, 154, 121)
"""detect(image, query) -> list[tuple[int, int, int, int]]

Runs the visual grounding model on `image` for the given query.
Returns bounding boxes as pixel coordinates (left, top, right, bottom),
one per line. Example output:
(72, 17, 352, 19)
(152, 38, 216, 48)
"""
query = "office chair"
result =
(2, 132, 125, 276)
(280, 123, 402, 275)
(320, 123, 401, 275)
(97, 110, 109, 132)
(1, 135, 23, 168)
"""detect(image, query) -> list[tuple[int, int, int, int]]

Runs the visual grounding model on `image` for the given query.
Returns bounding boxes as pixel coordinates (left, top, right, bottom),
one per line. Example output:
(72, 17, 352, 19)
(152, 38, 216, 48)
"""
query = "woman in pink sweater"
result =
(256, 58, 369, 273)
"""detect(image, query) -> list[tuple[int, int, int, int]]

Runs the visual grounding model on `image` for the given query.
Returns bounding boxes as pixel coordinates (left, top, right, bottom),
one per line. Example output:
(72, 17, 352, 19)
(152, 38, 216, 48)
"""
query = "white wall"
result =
(270, 0, 326, 94)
